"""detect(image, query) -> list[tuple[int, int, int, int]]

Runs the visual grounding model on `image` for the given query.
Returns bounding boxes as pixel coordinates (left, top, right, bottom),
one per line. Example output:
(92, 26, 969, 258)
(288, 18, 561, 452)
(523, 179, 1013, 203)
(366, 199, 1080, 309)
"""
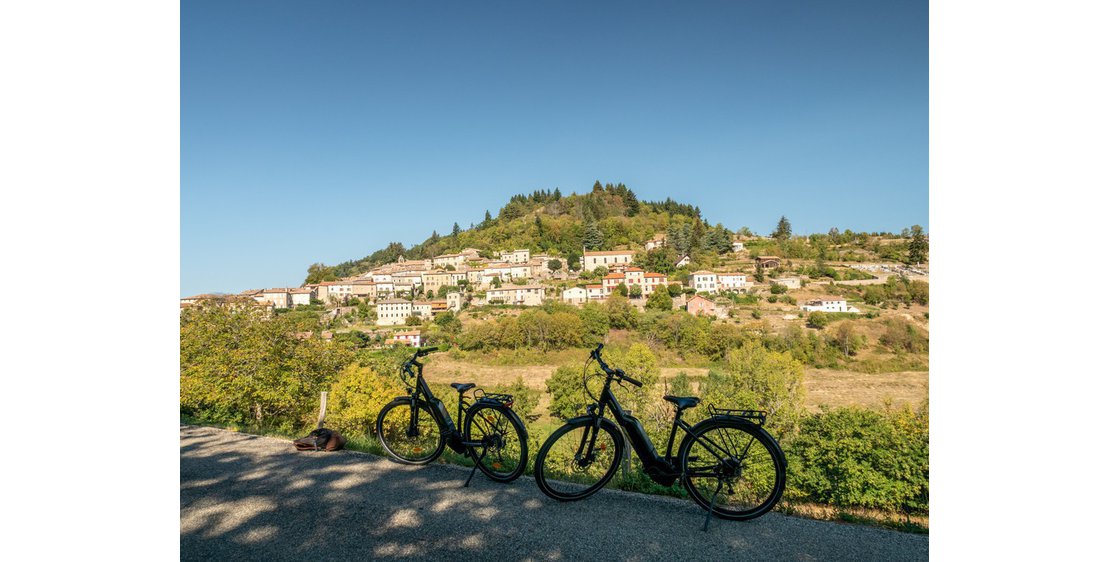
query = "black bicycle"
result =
(533, 343, 786, 526)
(376, 346, 529, 485)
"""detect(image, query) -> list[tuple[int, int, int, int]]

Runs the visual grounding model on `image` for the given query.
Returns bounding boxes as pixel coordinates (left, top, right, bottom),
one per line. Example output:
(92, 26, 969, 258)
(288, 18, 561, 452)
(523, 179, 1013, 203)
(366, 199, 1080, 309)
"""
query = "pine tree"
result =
(534, 215, 544, 237)
(773, 216, 792, 240)
(553, 187, 562, 200)
(451, 222, 461, 237)
(592, 180, 604, 193)
(908, 225, 928, 264)
(430, 230, 440, 244)
(583, 221, 604, 250)
(482, 210, 492, 228)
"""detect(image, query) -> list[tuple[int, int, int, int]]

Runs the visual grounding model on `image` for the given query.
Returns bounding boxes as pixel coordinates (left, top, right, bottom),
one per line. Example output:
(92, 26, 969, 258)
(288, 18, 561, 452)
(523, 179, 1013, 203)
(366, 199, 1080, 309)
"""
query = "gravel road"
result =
(181, 425, 927, 561)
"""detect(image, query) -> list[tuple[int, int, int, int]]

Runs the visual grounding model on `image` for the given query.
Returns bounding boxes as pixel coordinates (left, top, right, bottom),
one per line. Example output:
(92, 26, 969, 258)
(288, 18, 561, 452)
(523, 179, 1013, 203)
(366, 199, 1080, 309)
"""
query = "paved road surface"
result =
(181, 425, 927, 561)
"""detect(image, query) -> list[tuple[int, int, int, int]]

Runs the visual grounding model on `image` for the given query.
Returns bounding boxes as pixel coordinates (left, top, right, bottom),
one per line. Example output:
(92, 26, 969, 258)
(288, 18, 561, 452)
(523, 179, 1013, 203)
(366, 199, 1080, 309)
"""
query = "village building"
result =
(500, 249, 531, 264)
(675, 255, 691, 268)
(690, 271, 719, 294)
(446, 291, 463, 312)
(586, 284, 605, 300)
(801, 298, 860, 314)
(717, 273, 750, 293)
(350, 279, 377, 300)
(257, 288, 292, 309)
(756, 256, 782, 269)
(390, 330, 422, 347)
(411, 301, 434, 318)
(433, 253, 467, 269)
(290, 288, 314, 307)
(459, 248, 483, 260)
(771, 277, 802, 290)
(376, 298, 413, 326)
(583, 249, 634, 271)
(421, 271, 455, 296)
(644, 234, 667, 251)
(562, 287, 587, 305)
(485, 284, 544, 306)
(327, 280, 354, 302)
(686, 294, 719, 317)
(731, 239, 745, 252)
(374, 281, 395, 298)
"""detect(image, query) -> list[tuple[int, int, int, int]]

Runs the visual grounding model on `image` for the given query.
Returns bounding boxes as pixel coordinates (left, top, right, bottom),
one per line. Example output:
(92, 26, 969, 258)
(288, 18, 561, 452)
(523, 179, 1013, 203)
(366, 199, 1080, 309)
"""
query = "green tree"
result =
(645, 288, 673, 311)
(701, 343, 806, 434)
(907, 225, 928, 264)
(583, 220, 604, 250)
(305, 263, 337, 284)
(605, 295, 637, 329)
(615, 282, 629, 297)
(546, 364, 587, 420)
(807, 311, 830, 329)
(547, 259, 562, 272)
(772, 215, 792, 240)
(451, 222, 461, 237)
(628, 284, 643, 299)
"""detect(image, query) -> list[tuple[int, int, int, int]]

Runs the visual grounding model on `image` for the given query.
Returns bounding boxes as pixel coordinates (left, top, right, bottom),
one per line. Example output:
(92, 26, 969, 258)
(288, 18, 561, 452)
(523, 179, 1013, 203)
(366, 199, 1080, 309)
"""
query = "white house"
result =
(800, 298, 860, 314)
(258, 288, 292, 309)
(690, 271, 719, 294)
(411, 301, 434, 318)
(486, 284, 544, 306)
(499, 249, 531, 264)
(645, 234, 666, 251)
(717, 273, 750, 293)
(290, 288, 314, 306)
(562, 287, 587, 305)
(731, 240, 745, 253)
(586, 284, 606, 300)
(446, 291, 463, 312)
(376, 298, 413, 326)
(583, 250, 634, 271)
(391, 330, 422, 347)
(771, 277, 802, 290)
(675, 255, 691, 268)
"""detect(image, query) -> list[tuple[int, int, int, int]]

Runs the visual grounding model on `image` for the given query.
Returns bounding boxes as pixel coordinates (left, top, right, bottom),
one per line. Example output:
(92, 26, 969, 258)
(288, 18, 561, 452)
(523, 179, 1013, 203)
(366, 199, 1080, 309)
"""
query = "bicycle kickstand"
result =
(702, 479, 724, 532)
(464, 447, 488, 488)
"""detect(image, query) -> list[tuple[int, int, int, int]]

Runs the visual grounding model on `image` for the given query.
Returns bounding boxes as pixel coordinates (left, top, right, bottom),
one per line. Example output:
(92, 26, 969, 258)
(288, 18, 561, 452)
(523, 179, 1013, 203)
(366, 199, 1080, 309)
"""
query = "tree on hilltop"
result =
(773, 216, 792, 240)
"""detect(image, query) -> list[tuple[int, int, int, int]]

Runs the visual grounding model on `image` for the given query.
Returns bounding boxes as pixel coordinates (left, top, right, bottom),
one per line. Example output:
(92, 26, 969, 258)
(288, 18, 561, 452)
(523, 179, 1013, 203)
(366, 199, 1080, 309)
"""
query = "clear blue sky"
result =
(182, 0, 927, 296)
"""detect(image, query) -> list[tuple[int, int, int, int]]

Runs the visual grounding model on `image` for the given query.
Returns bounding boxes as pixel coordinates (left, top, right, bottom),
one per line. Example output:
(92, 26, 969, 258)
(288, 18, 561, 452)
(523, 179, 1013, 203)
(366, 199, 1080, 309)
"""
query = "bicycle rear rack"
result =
(708, 405, 767, 425)
(473, 389, 514, 408)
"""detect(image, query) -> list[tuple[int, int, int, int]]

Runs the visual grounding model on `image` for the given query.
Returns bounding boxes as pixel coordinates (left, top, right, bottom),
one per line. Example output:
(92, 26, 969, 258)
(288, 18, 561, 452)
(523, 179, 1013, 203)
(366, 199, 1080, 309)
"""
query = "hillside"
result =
(304, 181, 925, 284)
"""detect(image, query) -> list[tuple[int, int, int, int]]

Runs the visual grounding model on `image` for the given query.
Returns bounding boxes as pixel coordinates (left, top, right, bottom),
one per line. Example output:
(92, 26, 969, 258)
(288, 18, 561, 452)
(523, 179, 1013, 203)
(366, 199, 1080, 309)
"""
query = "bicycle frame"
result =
(584, 371, 754, 487)
(402, 358, 472, 454)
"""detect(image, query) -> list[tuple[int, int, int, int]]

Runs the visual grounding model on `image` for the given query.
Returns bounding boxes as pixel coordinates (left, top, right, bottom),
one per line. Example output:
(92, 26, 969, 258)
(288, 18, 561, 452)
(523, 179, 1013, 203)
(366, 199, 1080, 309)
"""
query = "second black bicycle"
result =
(376, 346, 529, 485)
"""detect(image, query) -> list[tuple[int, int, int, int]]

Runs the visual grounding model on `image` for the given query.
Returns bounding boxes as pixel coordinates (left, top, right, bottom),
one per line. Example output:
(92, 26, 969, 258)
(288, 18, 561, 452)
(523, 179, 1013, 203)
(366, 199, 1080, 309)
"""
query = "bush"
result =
(546, 364, 587, 420)
(807, 311, 829, 329)
(645, 289, 673, 311)
(770, 282, 787, 294)
(788, 406, 929, 514)
(326, 364, 405, 435)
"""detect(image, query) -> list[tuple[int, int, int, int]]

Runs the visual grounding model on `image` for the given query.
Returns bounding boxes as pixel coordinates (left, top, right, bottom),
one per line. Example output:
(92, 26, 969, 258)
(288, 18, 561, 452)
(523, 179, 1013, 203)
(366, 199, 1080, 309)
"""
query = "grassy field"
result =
(423, 352, 928, 420)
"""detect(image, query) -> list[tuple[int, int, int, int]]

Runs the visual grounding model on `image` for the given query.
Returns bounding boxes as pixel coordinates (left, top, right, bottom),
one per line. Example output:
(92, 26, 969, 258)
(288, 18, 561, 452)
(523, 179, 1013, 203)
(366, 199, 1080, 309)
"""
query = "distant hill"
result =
(303, 181, 925, 284)
(304, 182, 733, 283)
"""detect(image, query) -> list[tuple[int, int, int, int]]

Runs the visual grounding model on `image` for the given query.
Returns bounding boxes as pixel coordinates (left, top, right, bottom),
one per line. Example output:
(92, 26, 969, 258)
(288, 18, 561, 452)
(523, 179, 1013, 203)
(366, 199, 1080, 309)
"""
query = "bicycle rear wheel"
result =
(463, 402, 528, 482)
(678, 418, 786, 521)
(376, 398, 446, 465)
(534, 418, 624, 501)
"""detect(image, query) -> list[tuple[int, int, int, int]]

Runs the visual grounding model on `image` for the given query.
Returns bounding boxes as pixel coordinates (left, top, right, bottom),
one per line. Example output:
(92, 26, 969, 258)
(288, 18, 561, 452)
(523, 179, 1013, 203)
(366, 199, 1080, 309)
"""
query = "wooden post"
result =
(316, 391, 328, 429)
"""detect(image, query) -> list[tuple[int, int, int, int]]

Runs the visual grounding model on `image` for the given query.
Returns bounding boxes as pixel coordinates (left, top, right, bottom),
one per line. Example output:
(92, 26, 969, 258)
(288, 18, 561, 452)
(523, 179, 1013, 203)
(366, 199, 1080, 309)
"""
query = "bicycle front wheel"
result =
(678, 418, 786, 521)
(534, 418, 624, 501)
(463, 402, 528, 482)
(376, 398, 445, 465)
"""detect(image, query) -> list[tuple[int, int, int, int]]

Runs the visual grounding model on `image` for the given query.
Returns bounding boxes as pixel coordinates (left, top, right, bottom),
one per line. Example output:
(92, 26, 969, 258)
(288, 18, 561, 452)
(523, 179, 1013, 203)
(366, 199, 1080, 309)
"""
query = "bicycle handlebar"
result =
(590, 343, 643, 387)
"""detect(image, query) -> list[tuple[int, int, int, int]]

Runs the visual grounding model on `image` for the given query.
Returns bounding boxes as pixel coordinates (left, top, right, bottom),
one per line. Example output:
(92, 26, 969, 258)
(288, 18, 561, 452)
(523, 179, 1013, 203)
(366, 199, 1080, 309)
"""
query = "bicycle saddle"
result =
(451, 383, 476, 393)
(663, 395, 701, 411)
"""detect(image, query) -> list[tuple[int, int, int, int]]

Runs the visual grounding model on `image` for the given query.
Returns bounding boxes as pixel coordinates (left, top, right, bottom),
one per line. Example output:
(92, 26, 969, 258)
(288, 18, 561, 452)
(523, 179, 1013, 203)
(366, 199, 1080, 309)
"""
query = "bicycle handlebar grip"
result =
(416, 346, 439, 357)
(619, 371, 643, 387)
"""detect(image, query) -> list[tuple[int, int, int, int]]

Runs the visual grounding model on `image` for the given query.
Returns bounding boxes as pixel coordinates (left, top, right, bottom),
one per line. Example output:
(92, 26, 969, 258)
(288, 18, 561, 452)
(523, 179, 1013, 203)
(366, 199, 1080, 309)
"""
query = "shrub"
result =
(807, 311, 829, 329)
(326, 364, 405, 435)
(546, 364, 587, 420)
(788, 406, 929, 514)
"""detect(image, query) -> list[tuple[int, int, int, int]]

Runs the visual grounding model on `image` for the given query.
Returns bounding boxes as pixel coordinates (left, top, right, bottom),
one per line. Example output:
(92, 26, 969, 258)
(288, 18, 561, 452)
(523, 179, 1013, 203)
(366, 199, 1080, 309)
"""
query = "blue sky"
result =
(182, 0, 927, 296)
